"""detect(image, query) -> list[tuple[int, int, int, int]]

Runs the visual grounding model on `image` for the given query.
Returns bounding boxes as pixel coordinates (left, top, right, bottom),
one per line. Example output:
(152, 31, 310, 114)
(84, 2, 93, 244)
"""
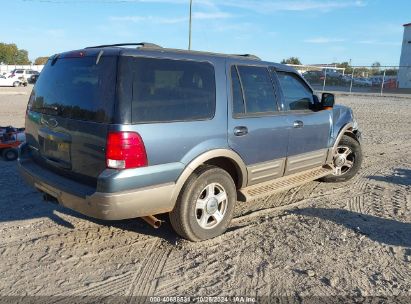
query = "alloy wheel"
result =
(333, 145, 355, 176)
(195, 182, 228, 229)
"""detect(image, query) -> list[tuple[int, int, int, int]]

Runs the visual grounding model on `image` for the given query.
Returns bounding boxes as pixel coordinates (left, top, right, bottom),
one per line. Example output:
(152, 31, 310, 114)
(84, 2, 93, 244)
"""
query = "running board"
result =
(238, 166, 332, 202)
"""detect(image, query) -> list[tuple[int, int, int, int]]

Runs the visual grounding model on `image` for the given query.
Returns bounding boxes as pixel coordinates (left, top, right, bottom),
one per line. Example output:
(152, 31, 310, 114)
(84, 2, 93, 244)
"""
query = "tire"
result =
(169, 165, 237, 241)
(3, 148, 18, 161)
(13, 81, 20, 87)
(320, 135, 362, 182)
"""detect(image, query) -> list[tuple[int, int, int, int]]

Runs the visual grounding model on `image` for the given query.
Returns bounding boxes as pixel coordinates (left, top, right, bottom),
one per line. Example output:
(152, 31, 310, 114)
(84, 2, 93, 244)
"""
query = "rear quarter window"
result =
(119, 56, 216, 123)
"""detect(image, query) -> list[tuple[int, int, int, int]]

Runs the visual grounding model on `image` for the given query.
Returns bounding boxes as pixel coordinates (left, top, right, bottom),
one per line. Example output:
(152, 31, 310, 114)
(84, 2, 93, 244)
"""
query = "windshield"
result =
(29, 55, 117, 123)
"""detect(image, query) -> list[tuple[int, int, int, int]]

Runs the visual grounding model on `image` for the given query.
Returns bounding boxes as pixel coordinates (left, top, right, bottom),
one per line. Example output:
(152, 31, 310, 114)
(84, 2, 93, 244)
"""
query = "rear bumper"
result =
(18, 156, 176, 220)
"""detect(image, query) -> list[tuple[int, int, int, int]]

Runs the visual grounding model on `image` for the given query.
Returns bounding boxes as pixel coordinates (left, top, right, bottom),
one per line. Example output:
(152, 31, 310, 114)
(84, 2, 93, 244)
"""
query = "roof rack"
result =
(85, 42, 162, 49)
(232, 54, 261, 60)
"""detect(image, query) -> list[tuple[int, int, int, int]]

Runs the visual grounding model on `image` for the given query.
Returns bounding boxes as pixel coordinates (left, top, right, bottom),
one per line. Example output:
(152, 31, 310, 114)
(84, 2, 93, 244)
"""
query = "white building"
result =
(398, 23, 411, 89)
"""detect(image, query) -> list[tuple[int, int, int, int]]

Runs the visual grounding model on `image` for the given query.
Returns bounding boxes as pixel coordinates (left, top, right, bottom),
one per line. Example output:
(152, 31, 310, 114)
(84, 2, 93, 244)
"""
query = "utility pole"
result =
(188, 0, 193, 50)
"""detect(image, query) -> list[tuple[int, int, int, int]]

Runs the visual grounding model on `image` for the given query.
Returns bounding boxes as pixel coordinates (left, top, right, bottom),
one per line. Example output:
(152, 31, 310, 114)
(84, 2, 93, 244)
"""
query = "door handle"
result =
(234, 126, 248, 136)
(293, 120, 304, 128)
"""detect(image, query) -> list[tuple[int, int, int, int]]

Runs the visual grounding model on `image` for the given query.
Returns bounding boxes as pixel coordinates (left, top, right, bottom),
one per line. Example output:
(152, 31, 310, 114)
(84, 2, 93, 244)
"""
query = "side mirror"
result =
(321, 93, 335, 108)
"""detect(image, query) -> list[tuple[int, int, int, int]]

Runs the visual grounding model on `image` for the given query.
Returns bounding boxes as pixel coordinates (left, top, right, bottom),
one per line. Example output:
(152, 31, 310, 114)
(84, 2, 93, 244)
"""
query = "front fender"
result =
(329, 105, 355, 147)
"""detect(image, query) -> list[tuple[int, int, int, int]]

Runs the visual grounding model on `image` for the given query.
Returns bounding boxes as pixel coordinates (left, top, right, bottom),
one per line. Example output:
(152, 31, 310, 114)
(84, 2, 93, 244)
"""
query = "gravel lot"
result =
(0, 86, 410, 302)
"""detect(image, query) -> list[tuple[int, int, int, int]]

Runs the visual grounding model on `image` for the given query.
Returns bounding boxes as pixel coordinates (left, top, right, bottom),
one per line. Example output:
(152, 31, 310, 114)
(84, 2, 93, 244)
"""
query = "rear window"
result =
(30, 56, 117, 123)
(119, 56, 216, 123)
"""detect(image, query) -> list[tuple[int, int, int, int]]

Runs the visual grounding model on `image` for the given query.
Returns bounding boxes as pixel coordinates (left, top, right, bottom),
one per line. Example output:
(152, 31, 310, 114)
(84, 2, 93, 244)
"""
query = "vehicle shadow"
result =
(81, 213, 180, 245)
(0, 159, 179, 244)
(289, 208, 411, 247)
(368, 168, 411, 187)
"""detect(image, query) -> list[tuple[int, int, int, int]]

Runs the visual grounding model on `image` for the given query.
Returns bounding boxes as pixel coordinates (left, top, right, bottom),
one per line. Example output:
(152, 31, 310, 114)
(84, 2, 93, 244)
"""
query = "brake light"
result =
(106, 131, 147, 169)
(64, 51, 86, 58)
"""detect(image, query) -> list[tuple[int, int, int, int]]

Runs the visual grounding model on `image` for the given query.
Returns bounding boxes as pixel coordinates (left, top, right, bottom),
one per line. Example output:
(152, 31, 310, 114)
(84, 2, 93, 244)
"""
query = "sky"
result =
(1, 0, 410, 66)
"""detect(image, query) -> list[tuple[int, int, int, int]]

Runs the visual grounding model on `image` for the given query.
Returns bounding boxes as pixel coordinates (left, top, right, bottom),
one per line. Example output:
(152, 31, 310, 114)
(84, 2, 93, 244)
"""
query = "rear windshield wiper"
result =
(33, 105, 61, 115)
(51, 54, 60, 66)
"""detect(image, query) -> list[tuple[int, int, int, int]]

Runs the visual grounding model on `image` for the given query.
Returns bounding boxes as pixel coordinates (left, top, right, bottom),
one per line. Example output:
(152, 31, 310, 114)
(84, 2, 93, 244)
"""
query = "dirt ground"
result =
(0, 86, 410, 302)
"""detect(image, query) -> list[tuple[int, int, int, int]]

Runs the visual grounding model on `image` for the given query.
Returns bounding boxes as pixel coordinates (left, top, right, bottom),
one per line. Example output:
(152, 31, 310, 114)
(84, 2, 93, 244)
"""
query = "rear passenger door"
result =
(227, 64, 290, 186)
(272, 70, 331, 175)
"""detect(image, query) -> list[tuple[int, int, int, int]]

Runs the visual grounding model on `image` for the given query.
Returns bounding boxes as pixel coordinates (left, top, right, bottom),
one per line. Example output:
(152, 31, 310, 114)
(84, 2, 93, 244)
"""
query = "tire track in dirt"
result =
(44, 240, 161, 303)
(157, 243, 238, 296)
(126, 239, 171, 298)
(346, 195, 366, 214)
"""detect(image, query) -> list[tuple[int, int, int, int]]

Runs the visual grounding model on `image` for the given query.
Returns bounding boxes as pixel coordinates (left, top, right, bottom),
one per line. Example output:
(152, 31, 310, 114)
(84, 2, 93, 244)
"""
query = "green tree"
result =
(384, 68, 397, 76)
(371, 61, 381, 75)
(0, 43, 18, 64)
(281, 57, 302, 65)
(372, 61, 381, 68)
(335, 62, 353, 75)
(34, 56, 49, 65)
(16, 49, 31, 65)
(0, 42, 31, 64)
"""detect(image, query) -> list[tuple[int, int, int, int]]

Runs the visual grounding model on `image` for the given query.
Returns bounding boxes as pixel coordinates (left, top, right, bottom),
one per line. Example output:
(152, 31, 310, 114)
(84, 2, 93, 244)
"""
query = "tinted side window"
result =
(120, 57, 216, 123)
(277, 72, 313, 110)
(230, 66, 245, 115)
(237, 66, 277, 114)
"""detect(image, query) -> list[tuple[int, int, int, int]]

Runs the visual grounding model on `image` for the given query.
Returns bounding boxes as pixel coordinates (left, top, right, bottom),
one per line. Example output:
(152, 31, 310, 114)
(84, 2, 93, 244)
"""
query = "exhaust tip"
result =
(142, 215, 162, 229)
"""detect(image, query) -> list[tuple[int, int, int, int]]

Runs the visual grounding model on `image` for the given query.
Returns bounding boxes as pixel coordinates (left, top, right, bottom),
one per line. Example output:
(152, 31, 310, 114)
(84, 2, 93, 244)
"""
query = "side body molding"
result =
(170, 149, 248, 205)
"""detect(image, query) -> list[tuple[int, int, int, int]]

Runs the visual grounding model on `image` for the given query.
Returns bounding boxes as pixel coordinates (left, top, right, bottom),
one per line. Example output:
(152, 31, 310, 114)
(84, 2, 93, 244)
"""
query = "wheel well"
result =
(343, 131, 359, 143)
(204, 157, 242, 189)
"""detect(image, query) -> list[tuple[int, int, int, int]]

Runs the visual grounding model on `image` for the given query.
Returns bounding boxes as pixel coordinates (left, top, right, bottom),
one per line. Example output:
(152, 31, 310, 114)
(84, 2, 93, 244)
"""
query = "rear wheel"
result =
(12, 81, 20, 87)
(321, 135, 362, 182)
(169, 165, 236, 241)
(3, 148, 18, 161)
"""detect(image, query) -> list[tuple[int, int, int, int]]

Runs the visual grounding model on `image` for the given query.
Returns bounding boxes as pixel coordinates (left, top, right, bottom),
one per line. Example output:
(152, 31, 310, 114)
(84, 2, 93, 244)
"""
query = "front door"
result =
(227, 64, 291, 186)
(273, 70, 331, 175)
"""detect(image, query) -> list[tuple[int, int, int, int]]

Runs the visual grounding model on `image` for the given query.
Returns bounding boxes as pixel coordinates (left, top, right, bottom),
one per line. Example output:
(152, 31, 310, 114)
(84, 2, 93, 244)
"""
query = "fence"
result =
(288, 64, 411, 96)
(0, 64, 44, 75)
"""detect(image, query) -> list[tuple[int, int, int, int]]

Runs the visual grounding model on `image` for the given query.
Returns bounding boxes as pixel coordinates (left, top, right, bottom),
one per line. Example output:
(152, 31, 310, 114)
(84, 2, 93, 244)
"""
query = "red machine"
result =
(0, 126, 25, 161)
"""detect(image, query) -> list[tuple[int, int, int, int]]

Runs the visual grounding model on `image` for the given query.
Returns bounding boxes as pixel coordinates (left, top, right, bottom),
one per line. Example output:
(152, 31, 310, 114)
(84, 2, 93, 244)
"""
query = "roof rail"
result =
(233, 54, 261, 60)
(85, 42, 162, 49)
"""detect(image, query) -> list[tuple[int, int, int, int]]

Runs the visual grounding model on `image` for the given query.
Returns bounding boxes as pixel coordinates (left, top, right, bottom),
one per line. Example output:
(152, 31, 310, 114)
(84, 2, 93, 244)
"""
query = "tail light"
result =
(106, 131, 147, 169)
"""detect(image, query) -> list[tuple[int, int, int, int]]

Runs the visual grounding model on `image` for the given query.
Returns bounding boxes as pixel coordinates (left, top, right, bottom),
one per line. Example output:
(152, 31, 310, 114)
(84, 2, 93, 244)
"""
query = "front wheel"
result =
(12, 81, 20, 87)
(169, 165, 236, 241)
(320, 135, 362, 182)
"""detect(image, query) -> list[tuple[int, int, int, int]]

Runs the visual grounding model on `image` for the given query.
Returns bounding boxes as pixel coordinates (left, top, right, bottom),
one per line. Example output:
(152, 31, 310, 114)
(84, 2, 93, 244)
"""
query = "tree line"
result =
(0, 42, 48, 65)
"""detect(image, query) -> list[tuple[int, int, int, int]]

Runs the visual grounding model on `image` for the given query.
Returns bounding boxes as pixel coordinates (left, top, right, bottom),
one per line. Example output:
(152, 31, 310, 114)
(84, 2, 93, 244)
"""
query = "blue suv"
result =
(18, 43, 362, 241)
